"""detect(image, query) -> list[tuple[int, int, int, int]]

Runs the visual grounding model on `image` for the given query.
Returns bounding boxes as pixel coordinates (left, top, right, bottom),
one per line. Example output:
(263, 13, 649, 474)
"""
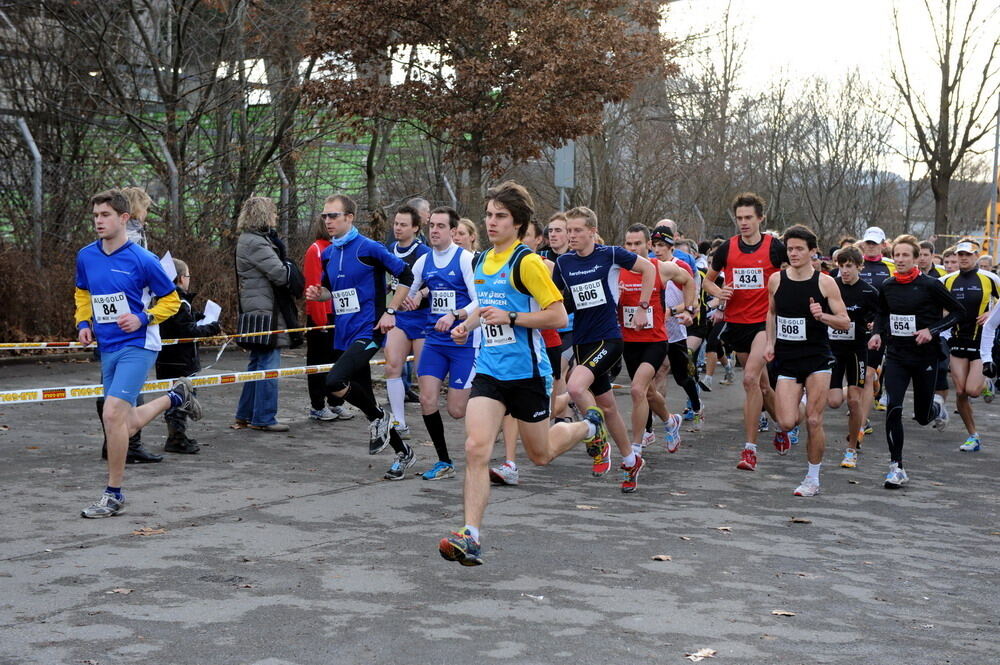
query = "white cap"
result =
(955, 241, 979, 254)
(862, 227, 886, 244)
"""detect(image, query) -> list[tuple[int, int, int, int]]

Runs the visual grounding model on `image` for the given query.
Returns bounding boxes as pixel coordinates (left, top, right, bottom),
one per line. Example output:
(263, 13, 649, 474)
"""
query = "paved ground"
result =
(1, 347, 998, 665)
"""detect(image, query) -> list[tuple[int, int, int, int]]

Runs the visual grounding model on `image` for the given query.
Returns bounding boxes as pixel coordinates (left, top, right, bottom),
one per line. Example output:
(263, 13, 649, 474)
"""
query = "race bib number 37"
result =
(731, 267, 764, 290)
(332, 288, 361, 314)
(92, 292, 128, 324)
(776, 316, 806, 341)
(890, 314, 916, 337)
(570, 279, 607, 309)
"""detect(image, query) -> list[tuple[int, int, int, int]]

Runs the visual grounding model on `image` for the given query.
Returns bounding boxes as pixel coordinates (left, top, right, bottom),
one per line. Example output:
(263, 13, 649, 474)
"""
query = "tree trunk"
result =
(933, 175, 951, 237)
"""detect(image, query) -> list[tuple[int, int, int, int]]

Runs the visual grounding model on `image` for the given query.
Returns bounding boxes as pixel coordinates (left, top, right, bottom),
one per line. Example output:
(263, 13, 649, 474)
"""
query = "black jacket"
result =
(155, 288, 222, 379)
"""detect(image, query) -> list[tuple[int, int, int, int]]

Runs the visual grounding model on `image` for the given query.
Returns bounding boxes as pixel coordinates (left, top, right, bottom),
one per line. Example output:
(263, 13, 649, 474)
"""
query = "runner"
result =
(869, 235, 964, 489)
(702, 193, 787, 471)
(619, 224, 695, 456)
(405, 206, 478, 480)
(75, 189, 200, 518)
(918, 240, 947, 278)
(383, 205, 431, 439)
(438, 181, 605, 566)
(553, 206, 656, 485)
(764, 225, 850, 496)
(942, 247, 959, 274)
(940, 239, 1000, 452)
(857, 227, 896, 428)
(540, 212, 576, 422)
(304, 194, 417, 480)
(825, 246, 880, 469)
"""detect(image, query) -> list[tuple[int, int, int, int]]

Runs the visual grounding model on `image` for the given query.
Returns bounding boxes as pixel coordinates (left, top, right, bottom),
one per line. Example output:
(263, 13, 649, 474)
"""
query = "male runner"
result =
(826, 246, 880, 469)
(857, 226, 896, 423)
(75, 189, 200, 518)
(405, 206, 478, 479)
(383, 205, 430, 439)
(918, 240, 947, 278)
(764, 225, 850, 495)
(940, 239, 1000, 452)
(553, 206, 656, 486)
(304, 194, 417, 480)
(438, 181, 605, 565)
(703, 192, 788, 470)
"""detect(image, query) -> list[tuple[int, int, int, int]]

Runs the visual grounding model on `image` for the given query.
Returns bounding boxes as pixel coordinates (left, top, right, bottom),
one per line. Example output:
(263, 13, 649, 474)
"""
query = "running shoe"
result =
(384, 445, 416, 480)
(958, 435, 981, 452)
(590, 442, 612, 476)
(309, 407, 337, 421)
(169, 378, 202, 421)
(682, 406, 695, 421)
(793, 477, 821, 497)
(698, 375, 714, 392)
(875, 396, 887, 412)
(737, 447, 757, 471)
(368, 409, 392, 455)
(393, 422, 412, 440)
(788, 426, 800, 445)
(439, 527, 483, 566)
(720, 365, 735, 385)
(932, 399, 949, 431)
(883, 464, 909, 489)
(489, 461, 519, 485)
(758, 414, 770, 432)
(856, 429, 866, 450)
(330, 405, 355, 420)
(773, 430, 791, 456)
(583, 407, 611, 476)
(80, 492, 125, 519)
(620, 455, 646, 494)
(863, 419, 873, 435)
(641, 429, 656, 448)
(841, 449, 858, 468)
(687, 410, 704, 433)
(984, 380, 995, 404)
(421, 461, 455, 480)
(664, 413, 683, 453)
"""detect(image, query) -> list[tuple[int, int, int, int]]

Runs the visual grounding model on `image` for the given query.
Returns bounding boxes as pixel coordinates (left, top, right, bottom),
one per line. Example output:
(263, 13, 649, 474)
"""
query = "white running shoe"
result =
(330, 405, 355, 420)
(932, 396, 949, 431)
(884, 463, 909, 489)
(489, 461, 519, 485)
(368, 409, 391, 455)
(641, 430, 656, 448)
(793, 477, 821, 497)
(393, 422, 411, 440)
(309, 407, 337, 421)
(664, 414, 683, 453)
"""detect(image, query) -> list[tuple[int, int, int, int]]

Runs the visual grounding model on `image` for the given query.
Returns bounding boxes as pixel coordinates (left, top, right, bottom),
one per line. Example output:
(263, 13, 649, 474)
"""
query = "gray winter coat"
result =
(236, 230, 290, 348)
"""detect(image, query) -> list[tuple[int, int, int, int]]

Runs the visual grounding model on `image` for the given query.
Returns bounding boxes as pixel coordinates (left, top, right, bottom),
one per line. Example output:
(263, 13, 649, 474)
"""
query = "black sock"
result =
(387, 428, 407, 455)
(645, 410, 653, 433)
(683, 379, 702, 411)
(344, 381, 381, 420)
(423, 411, 451, 464)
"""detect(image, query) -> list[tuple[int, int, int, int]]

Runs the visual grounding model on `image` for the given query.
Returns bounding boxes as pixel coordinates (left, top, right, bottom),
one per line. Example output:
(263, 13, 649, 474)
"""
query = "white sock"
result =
(622, 452, 637, 467)
(745, 442, 757, 452)
(505, 460, 517, 470)
(806, 462, 821, 482)
(585, 421, 597, 439)
(463, 524, 480, 541)
(631, 442, 643, 456)
(386, 377, 406, 426)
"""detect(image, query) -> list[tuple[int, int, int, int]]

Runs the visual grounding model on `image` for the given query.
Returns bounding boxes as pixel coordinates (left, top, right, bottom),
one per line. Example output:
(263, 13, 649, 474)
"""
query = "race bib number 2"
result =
(622, 306, 653, 329)
(91, 292, 128, 324)
(570, 279, 607, 309)
(731, 267, 764, 290)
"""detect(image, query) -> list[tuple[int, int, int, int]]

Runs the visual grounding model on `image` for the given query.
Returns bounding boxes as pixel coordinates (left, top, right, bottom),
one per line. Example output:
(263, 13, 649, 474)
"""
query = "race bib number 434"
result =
(731, 267, 764, 290)
(91, 292, 128, 324)
(570, 279, 607, 309)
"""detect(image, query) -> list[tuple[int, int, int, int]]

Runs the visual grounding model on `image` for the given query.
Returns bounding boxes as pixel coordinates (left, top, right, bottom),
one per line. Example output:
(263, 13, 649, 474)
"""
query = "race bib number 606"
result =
(570, 279, 607, 309)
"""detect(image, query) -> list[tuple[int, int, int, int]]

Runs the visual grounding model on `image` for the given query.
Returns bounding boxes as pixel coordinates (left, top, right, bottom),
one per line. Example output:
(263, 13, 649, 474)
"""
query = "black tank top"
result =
(774, 270, 830, 355)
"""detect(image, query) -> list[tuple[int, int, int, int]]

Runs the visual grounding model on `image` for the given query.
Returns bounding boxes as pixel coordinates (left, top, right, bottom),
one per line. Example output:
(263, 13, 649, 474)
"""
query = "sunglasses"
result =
(320, 212, 348, 220)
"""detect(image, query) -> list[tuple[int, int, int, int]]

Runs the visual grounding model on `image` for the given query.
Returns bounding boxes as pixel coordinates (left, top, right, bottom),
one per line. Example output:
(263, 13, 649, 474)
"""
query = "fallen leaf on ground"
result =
(669, 491, 688, 496)
(131, 528, 166, 536)
(576, 504, 599, 510)
(679, 536, 692, 541)
(713, 526, 732, 532)
(237, 584, 255, 589)
(789, 517, 812, 524)
(715, 503, 727, 508)
(990, 532, 1000, 536)
(930, 481, 945, 486)
(651, 554, 672, 561)
(684, 648, 717, 661)
(521, 593, 544, 600)
(107, 588, 133, 594)
(771, 610, 796, 616)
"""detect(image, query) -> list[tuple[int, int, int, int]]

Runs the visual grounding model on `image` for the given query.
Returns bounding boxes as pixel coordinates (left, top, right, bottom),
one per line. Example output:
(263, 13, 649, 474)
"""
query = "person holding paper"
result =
(154, 258, 222, 454)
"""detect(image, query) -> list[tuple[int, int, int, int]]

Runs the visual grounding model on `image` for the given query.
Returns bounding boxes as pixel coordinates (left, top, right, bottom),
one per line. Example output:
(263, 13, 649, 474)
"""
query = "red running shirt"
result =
(723, 233, 779, 324)
(618, 257, 667, 342)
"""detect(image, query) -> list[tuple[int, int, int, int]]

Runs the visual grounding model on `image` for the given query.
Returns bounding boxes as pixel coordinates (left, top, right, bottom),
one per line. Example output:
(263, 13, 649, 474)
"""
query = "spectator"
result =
(978, 254, 994, 273)
(234, 196, 290, 432)
(155, 258, 221, 453)
(453, 217, 480, 253)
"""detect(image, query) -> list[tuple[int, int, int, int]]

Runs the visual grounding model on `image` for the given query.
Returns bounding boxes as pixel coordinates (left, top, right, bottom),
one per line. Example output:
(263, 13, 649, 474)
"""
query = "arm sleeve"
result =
(375, 243, 414, 287)
(142, 252, 182, 325)
(407, 255, 426, 298)
(927, 279, 965, 335)
(146, 290, 181, 326)
(980, 305, 1000, 358)
(875, 288, 889, 337)
(74, 287, 93, 329)
(303, 243, 322, 286)
(460, 250, 479, 315)
(711, 240, 730, 272)
(518, 254, 563, 310)
(249, 235, 289, 287)
(320, 247, 332, 291)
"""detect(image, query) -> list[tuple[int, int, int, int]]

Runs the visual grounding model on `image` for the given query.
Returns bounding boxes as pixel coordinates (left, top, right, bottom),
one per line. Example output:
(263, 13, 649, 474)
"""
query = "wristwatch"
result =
(685, 306, 696, 314)
(385, 307, 397, 315)
(451, 309, 464, 320)
(508, 311, 518, 324)
(638, 300, 650, 309)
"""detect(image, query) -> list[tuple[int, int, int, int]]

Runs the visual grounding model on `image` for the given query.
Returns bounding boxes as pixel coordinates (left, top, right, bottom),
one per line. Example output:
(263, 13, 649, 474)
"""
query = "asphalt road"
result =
(1, 348, 997, 665)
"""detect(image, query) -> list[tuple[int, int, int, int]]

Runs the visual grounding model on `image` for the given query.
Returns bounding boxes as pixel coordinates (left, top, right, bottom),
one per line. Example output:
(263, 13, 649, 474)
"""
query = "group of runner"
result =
(73, 183, 999, 567)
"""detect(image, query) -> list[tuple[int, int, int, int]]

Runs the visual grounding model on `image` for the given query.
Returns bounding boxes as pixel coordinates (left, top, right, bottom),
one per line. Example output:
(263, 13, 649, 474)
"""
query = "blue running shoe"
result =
(758, 414, 770, 432)
(421, 461, 456, 480)
(682, 407, 695, 421)
(788, 426, 800, 445)
(439, 527, 483, 566)
(958, 436, 981, 452)
(664, 414, 683, 453)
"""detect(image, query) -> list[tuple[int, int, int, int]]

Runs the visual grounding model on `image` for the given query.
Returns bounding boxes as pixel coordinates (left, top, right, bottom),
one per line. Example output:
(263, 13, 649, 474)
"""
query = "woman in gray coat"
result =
(234, 196, 290, 431)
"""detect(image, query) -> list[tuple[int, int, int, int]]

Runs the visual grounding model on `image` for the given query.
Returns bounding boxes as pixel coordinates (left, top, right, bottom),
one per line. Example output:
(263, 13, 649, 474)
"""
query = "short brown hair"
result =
(836, 246, 863, 266)
(732, 192, 766, 218)
(918, 240, 936, 253)
(565, 206, 599, 230)
(942, 246, 956, 258)
(782, 224, 818, 250)
(394, 204, 421, 230)
(430, 206, 460, 229)
(324, 194, 357, 216)
(891, 234, 921, 259)
(485, 180, 534, 239)
(90, 189, 130, 216)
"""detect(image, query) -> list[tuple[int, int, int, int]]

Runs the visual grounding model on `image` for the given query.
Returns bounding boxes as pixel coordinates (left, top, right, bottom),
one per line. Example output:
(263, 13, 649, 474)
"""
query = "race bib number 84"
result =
(91, 292, 128, 324)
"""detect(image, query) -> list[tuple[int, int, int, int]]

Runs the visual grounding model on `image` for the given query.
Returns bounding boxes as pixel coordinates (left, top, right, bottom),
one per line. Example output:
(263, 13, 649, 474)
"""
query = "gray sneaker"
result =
(384, 445, 416, 480)
(170, 378, 202, 421)
(310, 407, 337, 421)
(369, 409, 391, 455)
(329, 405, 355, 420)
(81, 492, 125, 518)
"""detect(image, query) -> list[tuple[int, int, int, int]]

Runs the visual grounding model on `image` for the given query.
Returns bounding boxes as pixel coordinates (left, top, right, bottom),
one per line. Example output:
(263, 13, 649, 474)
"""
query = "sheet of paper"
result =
(160, 251, 177, 281)
(196, 300, 221, 326)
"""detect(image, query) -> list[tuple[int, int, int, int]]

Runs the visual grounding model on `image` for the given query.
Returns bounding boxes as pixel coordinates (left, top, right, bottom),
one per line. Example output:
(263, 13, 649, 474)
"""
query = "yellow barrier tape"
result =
(0, 325, 336, 351)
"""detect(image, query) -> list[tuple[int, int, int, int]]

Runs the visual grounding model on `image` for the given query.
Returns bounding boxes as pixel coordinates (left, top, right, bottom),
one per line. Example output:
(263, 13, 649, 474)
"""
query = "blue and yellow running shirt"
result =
(320, 233, 412, 350)
(74, 240, 179, 353)
(941, 268, 1000, 343)
(552, 244, 640, 345)
(859, 256, 895, 290)
(474, 242, 562, 381)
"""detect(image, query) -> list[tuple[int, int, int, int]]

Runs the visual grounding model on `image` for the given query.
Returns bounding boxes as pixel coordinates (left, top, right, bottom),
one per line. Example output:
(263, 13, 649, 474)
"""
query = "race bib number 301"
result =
(890, 314, 916, 337)
(332, 288, 361, 314)
(731, 267, 764, 290)
(481, 319, 515, 346)
(431, 290, 456, 315)
(776, 316, 806, 341)
(570, 279, 607, 309)
(91, 292, 128, 324)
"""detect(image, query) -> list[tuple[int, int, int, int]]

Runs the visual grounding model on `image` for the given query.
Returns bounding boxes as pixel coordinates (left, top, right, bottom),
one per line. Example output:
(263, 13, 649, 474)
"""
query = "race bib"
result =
(731, 267, 764, 290)
(91, 292, 128, 324)
(332, 288, 360, 314)
(776, 316, 806, 341)
(481, 319, 515, 347)
(622, 305, 654, 329)
(890, 314, 916, 337)
(828, 321, 856, 341)
(431, 290, 456, 315)
(570, 279, 607, 309)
